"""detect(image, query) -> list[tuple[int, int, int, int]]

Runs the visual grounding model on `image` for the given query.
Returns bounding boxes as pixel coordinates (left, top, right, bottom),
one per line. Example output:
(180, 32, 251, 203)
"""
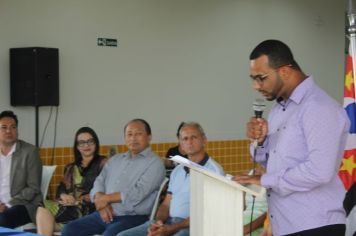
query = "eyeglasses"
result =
(77, 138, 95, 147)
(250, 64, 292, 85)
(0, 125, 17, 132)
(250, 73, 269, 85)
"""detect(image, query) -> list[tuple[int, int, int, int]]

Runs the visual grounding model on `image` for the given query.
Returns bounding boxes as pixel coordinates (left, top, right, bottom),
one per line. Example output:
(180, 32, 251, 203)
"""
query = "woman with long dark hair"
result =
(36, 127, 107, 236)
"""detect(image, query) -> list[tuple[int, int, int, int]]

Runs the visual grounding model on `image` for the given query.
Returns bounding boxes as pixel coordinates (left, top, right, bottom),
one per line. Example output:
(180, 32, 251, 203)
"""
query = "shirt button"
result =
(270, 214, 273, 218)
(267, 194, 271, 197)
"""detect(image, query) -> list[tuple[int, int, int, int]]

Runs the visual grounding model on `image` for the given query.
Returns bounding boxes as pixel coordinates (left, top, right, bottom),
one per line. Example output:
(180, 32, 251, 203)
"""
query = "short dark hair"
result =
(73, 126, 101, 166)
(0, 110, 18, 126)
(124, 119, 151, 135)
(249, 39, 301, 71)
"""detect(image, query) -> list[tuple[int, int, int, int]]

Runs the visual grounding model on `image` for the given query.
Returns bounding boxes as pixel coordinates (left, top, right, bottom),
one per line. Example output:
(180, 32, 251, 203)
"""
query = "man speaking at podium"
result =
(234, 40, 349, 236)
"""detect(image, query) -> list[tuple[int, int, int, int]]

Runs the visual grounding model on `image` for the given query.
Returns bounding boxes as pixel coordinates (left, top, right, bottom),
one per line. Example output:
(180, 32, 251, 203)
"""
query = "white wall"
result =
(0, 0, 347, 147)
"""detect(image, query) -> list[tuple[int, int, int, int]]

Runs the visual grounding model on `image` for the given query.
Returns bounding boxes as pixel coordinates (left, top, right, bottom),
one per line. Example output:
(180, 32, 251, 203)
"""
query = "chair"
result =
(17, 165, 57, 231)
(40, 165, 57, 201)
(150, 177, 169, 221)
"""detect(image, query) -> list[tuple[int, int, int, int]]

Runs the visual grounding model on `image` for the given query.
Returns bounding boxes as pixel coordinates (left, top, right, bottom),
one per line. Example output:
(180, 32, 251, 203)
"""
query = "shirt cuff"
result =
(261, 173, 277, 189)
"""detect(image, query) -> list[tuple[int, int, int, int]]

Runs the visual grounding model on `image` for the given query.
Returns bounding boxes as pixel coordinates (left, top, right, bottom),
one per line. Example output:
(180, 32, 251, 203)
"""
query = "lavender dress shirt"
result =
(255, 76, 350, 235)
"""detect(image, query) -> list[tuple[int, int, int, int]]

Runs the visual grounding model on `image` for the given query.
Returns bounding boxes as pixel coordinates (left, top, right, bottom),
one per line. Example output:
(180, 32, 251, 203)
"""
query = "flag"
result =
(339, 49, 356, 190)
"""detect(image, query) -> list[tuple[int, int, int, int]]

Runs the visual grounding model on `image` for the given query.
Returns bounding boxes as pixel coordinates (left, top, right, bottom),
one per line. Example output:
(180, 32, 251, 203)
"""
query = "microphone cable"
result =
(248, 98, 266, 236)
(248, 142, 258, 236)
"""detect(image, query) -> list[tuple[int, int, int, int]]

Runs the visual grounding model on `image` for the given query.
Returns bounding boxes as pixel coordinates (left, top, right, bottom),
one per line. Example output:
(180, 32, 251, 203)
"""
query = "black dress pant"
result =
(284, 224, 345, 236)
(0, 205, 31, 228)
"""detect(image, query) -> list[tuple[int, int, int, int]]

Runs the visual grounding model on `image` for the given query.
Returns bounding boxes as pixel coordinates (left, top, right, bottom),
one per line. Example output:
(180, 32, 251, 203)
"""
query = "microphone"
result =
(253, 98, 266, 118)
(252, 98, 266, 148)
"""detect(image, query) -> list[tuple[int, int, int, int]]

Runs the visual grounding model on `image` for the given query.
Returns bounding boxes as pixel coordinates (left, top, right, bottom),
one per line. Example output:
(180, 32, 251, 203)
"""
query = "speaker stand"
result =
(35, 106, 39, 147)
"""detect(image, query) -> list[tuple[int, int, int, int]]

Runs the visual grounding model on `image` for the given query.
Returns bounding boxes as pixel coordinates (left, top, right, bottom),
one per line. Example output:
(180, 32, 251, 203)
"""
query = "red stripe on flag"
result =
(344, 55, 355, 98)
(339, 149, 356, 190)
(340, 48, 356, 190)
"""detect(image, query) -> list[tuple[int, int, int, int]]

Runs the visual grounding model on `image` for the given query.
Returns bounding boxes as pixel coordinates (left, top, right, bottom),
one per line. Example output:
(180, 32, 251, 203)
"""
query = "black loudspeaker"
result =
(10, 47, 59, 106)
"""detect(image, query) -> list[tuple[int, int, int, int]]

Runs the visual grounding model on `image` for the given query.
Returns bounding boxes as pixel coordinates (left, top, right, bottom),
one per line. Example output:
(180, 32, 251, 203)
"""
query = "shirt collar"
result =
(184, 153, 210, 174)
(124, 146, 151, 159)
(277, 76, 314, 108)
(0, 143, 17, 158)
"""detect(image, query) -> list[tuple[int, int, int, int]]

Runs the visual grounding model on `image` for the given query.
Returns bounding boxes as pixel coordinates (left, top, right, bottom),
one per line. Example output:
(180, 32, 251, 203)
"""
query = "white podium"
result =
(171, 155, 265, 236)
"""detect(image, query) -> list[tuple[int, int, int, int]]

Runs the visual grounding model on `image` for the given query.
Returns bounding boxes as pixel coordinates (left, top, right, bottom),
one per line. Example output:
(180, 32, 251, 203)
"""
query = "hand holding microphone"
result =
(247, 98, 267, 147)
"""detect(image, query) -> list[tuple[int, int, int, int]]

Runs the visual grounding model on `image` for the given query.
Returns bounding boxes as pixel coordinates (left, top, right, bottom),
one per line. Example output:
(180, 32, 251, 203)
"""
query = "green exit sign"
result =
(97, 38, 118, 47)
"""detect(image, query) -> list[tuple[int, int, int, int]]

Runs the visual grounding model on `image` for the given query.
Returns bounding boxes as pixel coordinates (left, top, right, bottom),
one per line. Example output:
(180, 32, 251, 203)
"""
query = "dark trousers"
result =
(0, 205, 31, 228)
(61, 211, 148, 236)
(284, 224, 345, 236)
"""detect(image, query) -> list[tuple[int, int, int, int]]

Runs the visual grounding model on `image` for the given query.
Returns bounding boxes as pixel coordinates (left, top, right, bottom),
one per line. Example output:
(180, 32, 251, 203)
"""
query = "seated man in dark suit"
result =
(0, 110, 42, 228)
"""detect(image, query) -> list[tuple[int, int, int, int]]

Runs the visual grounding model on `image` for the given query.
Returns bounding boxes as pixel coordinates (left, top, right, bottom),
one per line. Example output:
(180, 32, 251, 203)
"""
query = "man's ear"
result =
(203, 136, 208, 147)
(279, 65, 292, 80)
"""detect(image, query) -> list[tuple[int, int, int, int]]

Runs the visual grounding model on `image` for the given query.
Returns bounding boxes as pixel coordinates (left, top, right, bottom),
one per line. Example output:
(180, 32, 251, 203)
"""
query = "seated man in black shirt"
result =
(164, 122, 188, 177)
